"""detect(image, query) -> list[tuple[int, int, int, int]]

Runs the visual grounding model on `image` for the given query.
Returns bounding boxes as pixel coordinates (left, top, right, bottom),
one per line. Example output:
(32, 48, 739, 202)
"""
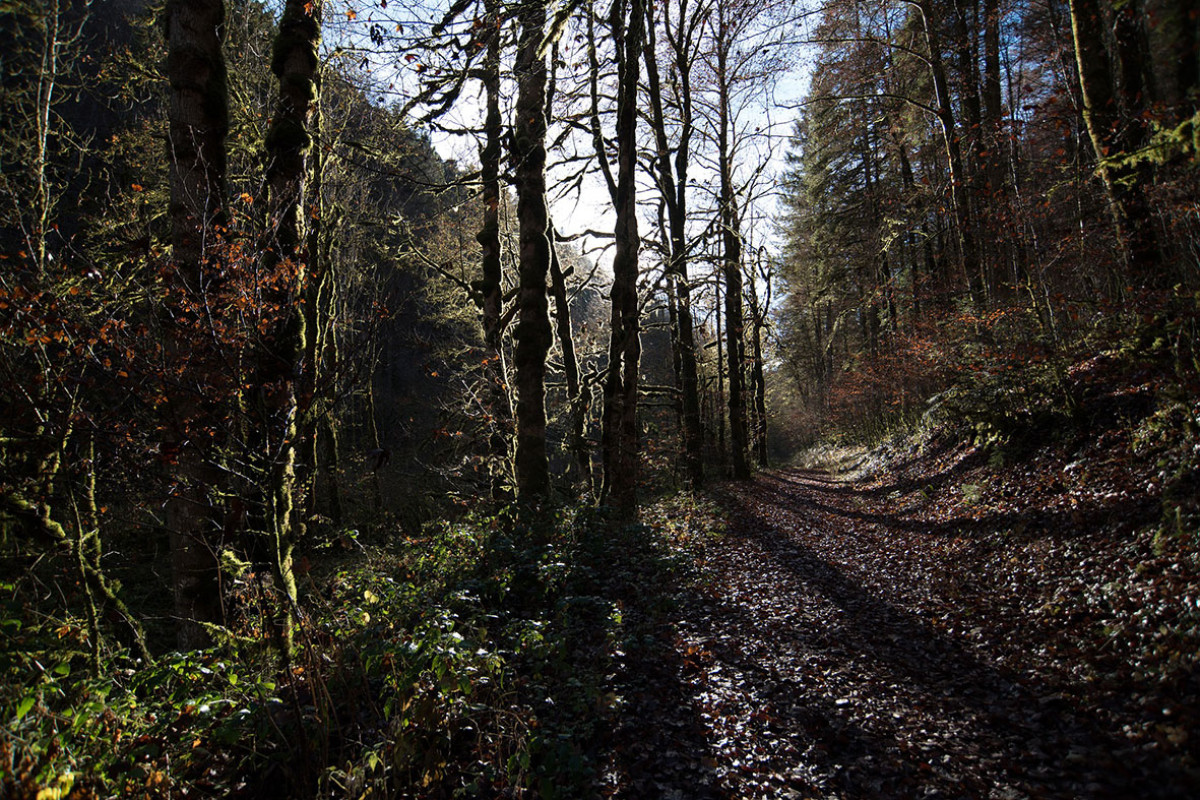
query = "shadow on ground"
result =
(690, 470, 1197, 799)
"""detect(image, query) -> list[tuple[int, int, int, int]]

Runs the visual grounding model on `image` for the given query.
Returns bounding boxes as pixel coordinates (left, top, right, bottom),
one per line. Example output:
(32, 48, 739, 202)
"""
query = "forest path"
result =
(601, 466, 1195, 799)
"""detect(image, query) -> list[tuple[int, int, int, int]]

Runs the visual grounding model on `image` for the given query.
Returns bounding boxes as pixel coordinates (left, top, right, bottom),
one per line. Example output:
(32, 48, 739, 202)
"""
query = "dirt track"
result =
(601, 464, 1197, 799)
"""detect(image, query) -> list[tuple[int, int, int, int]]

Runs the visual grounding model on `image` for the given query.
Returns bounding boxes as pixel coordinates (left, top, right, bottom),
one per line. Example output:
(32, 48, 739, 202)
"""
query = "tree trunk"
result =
(511, 0, 553, 501)
(666, 270, 684, 435)
(262, 0, 322, 648)
(1109, 0, 1163, 285)
(164, 0, 229, 650)
(916, 0, 985, 310)
(644, 0, 704, 488)
(477, 0, 514, 501)
(717, 20, 750, 479)
(747, 263, 768, 468)
(1069, 0, 1163, 288)
(314, 196, 345, 524)
(548, 230, 580, 400)
(980, 0, 1014, 298)
(547, 225, 590, 485)
(715, 276, 727, 470)
(299, 89, 345, 528)
(1149, 0, 1199, 125)
(602, 0, 645, 515)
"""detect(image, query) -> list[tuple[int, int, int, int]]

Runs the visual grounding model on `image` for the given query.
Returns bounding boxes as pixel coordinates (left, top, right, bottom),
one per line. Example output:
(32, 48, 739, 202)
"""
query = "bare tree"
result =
(694, 0, 791, 478)
(512, 0, 554, 500)
(601, 0, 646, 513)
(643, 0, 706, 488)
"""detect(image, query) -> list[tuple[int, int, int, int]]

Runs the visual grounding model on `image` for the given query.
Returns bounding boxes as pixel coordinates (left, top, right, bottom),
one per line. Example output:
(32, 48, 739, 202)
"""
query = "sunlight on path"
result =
(623, 469, 1196, 800)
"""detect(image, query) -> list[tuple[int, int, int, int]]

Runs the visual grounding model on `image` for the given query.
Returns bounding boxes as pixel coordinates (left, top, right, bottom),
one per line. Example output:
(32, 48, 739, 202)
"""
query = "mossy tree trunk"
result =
(301, 75, 343, 527)
(262, 0, 322, 646)
(1069, 0, 1166, 289)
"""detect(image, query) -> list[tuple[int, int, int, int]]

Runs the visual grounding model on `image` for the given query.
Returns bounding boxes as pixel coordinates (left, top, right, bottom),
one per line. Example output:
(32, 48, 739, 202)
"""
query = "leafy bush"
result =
(2, 493, 727, 798)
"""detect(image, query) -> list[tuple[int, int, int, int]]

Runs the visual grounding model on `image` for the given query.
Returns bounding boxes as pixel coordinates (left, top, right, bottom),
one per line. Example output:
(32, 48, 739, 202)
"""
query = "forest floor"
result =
(596, 438, 1200, 799)
(8, 372, 1198, 800)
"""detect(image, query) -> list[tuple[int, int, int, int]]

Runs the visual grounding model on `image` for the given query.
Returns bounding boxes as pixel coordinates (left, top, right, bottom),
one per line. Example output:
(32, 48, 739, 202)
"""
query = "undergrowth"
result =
(835, 296, 1200, 722)
(1, 493, 725, 798)
(859, 295, 1200, 535)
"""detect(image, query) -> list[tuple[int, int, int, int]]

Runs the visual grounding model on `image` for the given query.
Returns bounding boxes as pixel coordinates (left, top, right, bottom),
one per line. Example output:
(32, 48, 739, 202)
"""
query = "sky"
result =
(322, 0, 817, 288)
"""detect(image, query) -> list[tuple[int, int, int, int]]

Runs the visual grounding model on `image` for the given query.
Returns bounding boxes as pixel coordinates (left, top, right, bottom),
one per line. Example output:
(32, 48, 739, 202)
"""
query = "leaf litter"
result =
(599, 438, 1199, 799)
